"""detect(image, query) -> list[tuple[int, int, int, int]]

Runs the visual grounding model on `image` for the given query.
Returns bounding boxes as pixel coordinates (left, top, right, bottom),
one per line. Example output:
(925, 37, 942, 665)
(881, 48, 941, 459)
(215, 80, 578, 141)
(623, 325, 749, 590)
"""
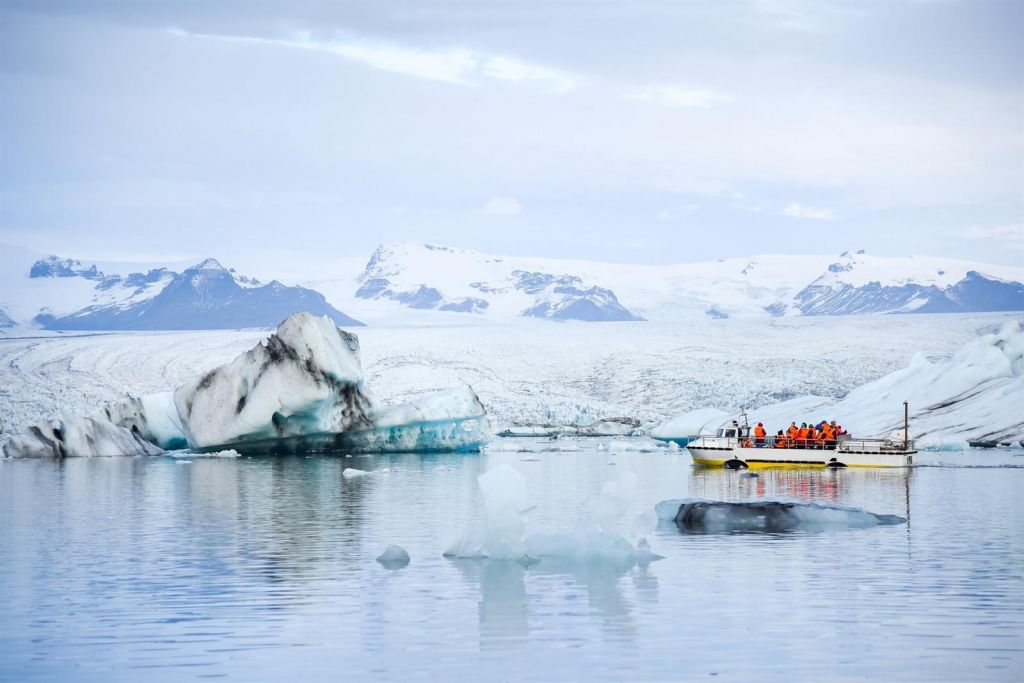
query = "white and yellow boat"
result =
(686, 415, 915, 469)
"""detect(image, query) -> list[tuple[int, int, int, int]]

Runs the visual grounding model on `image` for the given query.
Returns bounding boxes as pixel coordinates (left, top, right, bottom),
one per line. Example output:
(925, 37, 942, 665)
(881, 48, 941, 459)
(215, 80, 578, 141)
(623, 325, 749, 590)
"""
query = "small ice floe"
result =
(175, 460, 192, 465)
(343, 468, 370, 479)
(376, 545, 411, 569)
(343, 466, 391, 478)
(598, 439, 668, 453)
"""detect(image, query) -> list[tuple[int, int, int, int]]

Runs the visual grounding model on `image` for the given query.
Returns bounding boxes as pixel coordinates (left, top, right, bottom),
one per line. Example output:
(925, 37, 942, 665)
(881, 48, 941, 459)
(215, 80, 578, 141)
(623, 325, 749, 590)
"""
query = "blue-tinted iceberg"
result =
(3, 312, 490, 457)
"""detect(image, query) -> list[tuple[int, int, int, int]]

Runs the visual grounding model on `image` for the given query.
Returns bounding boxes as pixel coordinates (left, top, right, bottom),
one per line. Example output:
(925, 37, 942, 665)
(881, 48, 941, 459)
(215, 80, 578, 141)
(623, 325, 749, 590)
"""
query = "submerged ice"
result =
(656, 498, 906, 532)
(3, 312, 490, 457)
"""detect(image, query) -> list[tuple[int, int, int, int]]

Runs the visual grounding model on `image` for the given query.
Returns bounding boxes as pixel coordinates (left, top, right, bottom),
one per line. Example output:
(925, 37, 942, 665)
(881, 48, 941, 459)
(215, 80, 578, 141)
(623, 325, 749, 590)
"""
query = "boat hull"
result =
(687, 445, 913, 468)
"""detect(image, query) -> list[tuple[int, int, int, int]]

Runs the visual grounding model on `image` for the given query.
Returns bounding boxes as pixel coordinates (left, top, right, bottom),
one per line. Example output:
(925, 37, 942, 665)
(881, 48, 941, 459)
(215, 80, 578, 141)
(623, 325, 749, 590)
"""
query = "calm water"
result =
(1, 442, 1022, 682)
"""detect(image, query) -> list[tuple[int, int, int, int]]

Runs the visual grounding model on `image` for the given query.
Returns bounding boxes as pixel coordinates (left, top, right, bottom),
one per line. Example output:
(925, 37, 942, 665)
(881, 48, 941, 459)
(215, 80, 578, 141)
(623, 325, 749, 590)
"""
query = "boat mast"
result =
(903, 401, 909, 451)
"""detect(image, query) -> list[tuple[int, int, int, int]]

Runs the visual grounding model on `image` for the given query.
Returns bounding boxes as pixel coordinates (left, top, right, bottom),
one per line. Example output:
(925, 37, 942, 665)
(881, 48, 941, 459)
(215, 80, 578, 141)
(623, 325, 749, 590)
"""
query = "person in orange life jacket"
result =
(796, 423, 809, 448)
(787, 422, 799, 447)
(775, 430, 787, 448)
(814, 421, 827, 447)
(754, 422, 767, 447)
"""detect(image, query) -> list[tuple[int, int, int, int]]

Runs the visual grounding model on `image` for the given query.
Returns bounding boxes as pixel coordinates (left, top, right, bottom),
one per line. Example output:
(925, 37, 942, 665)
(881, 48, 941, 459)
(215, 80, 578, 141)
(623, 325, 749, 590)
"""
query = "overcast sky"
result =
(1, 0, 1021, 277)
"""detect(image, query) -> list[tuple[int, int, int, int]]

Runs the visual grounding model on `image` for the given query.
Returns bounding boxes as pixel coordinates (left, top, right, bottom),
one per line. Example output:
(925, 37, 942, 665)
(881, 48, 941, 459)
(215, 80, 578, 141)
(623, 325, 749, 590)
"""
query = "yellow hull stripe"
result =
(690, 457, 906, 469)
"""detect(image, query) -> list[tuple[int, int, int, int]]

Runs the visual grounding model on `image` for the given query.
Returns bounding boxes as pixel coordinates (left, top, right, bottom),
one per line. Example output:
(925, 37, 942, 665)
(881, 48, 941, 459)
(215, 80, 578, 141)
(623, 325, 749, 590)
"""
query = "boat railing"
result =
(687, 434, 913, 452)
(837, 438, 916, 454)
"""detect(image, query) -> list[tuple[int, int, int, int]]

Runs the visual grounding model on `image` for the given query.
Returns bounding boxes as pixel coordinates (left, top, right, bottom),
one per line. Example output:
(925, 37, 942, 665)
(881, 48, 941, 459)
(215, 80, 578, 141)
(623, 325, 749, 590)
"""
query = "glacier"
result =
(653, 321, 1024, 448)
(2, 312, 490, 457)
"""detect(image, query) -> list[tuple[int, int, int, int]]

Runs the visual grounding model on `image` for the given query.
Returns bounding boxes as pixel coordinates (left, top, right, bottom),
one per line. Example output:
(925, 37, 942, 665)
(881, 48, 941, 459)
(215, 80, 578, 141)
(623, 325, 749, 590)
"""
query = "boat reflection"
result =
(688, 464, 912, 506)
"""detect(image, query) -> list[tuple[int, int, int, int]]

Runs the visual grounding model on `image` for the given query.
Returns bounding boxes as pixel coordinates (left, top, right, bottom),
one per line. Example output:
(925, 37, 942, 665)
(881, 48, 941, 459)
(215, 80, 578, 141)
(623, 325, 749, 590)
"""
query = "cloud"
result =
(961, 224, 1024, 247)
(480, 56, 579, 93)
(483, 197, 523, 216)
(172, 29, 579, 92)
(783, 202, 836, 220)
(627, 85, 732, 109)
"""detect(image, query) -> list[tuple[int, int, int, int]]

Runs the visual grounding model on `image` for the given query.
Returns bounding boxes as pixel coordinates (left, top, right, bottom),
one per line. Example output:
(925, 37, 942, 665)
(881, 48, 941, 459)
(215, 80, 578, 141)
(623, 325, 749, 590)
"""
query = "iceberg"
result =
(174, 312, 372, 449)
(656, 498, 906, 532)
(446, 466, 662, 566)
(2, 312, 490, 457)
(2, 416, 164, 458)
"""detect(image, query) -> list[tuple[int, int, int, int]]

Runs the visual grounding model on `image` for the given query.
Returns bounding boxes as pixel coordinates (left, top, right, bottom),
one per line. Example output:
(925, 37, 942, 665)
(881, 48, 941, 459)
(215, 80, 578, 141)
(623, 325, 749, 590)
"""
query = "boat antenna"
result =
(903, 401, 909, 451)
(739, 408, 750, 429)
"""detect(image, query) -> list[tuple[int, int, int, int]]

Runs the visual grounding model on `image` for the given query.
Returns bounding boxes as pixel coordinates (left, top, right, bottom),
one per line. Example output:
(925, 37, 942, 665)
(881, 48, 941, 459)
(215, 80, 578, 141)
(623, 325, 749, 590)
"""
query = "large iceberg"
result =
(653, 322, 1024, 448)
(3, 312, 490, 457)
(173, 312, 372, 449)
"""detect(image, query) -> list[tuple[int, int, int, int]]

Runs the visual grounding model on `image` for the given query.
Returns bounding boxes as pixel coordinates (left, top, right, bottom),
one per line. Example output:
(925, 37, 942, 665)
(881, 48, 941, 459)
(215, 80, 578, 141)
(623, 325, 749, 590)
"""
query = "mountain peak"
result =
(188, 258, 226, 272)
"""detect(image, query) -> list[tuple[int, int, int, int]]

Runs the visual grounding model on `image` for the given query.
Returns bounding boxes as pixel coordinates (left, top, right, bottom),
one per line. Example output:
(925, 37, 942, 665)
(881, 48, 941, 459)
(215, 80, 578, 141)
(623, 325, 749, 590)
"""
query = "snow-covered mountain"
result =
(345, 243, 1024, 321)
(356, 243, 642, 321)
(0, 244, 363, 330)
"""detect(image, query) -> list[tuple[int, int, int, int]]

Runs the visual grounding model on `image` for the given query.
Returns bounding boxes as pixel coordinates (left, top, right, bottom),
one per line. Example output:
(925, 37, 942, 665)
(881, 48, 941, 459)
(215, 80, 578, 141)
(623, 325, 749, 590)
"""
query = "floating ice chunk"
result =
(657, 498, 906, 532)
(446, 464, 531, 560)
(591, 471, 637, 534)
(175, 460, 192, 464)
(343, 468, 370, 479)
(479, 464, 530, 559)
(604, 439, 668, 452)
(376, 545, 411, 568)
(631, 509, 659, 537)
(525, 521, 664, 565)
(2, 415, 164, 458)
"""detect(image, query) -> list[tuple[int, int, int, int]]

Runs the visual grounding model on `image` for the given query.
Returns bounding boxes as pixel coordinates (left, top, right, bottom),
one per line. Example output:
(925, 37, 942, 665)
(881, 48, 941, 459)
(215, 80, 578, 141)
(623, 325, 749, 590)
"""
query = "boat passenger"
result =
(823, 422, 836, 448)
(775, 431, 787, 448)
(754, 422, 767, 447)
(796, 423, 809, 448)
(787, 422, 799, 447)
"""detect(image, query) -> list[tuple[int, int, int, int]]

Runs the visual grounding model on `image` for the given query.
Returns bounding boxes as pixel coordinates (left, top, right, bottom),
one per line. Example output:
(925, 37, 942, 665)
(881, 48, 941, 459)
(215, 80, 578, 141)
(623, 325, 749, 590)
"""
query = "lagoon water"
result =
(1, 442, 1022, 681)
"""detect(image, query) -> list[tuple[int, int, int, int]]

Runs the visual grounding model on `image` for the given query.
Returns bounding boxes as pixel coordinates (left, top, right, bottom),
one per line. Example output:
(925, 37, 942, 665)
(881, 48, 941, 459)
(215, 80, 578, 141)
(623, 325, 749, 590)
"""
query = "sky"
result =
(1, 0, 1022, 278)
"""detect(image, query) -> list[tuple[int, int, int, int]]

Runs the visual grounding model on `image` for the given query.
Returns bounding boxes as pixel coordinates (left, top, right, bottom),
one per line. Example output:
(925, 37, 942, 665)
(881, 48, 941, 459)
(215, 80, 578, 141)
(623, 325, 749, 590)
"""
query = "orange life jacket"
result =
(797, 427, 809, 441)
(754, 425, 766, 438)
(787, 425, 799, 439)
(775, 437, 786, 448)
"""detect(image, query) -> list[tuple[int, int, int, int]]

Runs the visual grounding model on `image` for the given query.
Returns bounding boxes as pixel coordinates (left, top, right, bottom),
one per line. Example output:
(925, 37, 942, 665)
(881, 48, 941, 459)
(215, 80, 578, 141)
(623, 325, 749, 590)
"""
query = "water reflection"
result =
(451, 555, 659, 648)
(688, 465, 913, 517)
